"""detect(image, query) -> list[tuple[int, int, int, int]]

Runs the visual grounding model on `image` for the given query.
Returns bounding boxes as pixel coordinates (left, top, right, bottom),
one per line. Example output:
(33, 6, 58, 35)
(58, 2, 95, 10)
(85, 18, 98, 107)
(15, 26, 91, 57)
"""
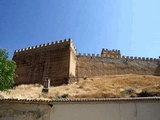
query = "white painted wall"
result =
(0, 100, 160, 120)
(50, 101, 160, 120)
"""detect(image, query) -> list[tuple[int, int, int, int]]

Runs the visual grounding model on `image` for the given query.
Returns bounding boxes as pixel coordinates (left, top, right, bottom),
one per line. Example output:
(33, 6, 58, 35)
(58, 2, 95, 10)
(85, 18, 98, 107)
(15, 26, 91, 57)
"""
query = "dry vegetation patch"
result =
(0, 75, 160, 100)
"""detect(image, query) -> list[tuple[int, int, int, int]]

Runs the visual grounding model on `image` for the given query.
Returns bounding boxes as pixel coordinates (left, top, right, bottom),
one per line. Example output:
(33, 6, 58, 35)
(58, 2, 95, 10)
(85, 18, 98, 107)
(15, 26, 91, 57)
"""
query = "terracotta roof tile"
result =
(0, 97, 160, 104)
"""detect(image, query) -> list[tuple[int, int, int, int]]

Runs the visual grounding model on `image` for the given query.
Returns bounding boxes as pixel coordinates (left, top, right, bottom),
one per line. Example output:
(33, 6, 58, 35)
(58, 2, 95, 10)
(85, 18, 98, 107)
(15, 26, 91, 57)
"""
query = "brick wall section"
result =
(13, 39, 77, 86)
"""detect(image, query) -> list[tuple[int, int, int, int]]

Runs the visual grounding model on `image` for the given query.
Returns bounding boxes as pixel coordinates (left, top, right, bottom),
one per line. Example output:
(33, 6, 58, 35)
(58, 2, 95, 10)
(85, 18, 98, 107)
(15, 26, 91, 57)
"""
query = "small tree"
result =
(0, 48, 16, 91)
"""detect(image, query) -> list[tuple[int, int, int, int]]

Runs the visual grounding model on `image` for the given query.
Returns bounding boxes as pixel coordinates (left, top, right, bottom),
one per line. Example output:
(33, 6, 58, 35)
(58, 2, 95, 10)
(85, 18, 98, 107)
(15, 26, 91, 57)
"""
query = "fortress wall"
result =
(121, 56, 159, 62)
(69, 50, 76, 76)
(14, 39, 71, 56)
(68, 51, 77, 83)
(13, 38, 76, 86)
(13, 38, 158, 85)
(77, 53, 159, 62)
(77, 53, 101, 58)
(101, 48, 159, 62)
(76, 54, 158, 77)
(154, 65, 160, 76)
(101, 49, 121, 59)
(68, 41, 77, 83)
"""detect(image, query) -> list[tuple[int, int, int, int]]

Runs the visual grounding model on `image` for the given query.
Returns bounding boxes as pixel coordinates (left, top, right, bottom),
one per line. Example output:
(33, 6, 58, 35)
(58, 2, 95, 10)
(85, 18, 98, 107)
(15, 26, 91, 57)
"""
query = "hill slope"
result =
(0, 75, 160, 100)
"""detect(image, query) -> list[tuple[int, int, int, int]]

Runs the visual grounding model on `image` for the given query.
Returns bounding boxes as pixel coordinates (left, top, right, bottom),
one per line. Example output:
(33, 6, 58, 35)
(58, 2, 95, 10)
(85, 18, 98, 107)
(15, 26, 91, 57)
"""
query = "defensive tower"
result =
(101, 49, 121, 59)
(13, 38, 77, 86)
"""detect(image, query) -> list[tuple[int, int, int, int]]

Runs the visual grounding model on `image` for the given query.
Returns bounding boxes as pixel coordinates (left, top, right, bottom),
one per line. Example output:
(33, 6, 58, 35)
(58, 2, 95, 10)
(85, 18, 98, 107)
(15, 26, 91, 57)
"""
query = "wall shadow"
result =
(154, 65, 160, 76)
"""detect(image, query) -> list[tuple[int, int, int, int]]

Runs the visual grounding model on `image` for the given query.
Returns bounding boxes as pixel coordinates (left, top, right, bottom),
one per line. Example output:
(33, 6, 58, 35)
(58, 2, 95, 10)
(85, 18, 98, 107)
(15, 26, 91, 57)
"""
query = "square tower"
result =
(13, 38, 77, 86)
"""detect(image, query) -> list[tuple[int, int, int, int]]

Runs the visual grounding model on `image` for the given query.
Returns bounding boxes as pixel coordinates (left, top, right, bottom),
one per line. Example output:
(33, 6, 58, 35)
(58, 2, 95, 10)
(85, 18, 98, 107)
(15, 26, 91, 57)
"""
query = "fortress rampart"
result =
(101, 48, 121, 59)
(76, 55, 159, 77)
(13, 38, 160, 86)
(13, 38, 77, 86)
(14, 39, 76, 55)
(76, 53, 159, 62)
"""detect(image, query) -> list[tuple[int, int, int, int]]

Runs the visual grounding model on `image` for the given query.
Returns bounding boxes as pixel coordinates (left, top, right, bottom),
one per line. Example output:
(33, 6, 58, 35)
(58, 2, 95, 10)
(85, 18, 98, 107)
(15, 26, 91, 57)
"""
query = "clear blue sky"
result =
(0, 0, 159, 59)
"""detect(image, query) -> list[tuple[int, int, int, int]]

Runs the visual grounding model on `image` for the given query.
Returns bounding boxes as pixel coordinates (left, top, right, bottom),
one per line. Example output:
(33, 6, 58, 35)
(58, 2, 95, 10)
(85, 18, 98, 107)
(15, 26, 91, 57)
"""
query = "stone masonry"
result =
(13, 38, 160, 86)
(13, 38, 76, 86)
(101, 48, 121, 59)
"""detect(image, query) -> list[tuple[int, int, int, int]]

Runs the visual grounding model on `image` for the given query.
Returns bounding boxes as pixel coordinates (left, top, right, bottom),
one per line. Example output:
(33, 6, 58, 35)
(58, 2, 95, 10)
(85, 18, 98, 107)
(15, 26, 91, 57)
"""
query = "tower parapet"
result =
(101, 49, 121, 59)
(14, 38, 76, 56)
(13, 38, 77, 86)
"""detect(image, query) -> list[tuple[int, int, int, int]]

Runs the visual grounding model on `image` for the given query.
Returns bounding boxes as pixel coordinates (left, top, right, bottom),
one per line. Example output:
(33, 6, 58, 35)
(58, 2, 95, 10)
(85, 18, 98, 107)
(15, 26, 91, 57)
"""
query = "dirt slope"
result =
(0, 75, 160, 100)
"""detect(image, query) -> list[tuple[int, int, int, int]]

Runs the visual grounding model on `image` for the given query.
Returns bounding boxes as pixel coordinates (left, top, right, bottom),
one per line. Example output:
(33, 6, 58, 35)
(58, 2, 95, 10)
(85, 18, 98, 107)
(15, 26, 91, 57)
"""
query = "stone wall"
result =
(13, 38, 159, 86)
(76, 54, 159, 77)
(13, 38, 76, 86)
(0, 98, 160, 120)
(101, 49, 121, 59)
(0, 102, 50, 120)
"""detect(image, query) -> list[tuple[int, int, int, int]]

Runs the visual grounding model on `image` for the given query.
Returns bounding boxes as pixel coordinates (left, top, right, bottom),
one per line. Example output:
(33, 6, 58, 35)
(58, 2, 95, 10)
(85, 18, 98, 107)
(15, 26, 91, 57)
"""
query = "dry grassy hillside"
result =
(0, 75, 160, 100)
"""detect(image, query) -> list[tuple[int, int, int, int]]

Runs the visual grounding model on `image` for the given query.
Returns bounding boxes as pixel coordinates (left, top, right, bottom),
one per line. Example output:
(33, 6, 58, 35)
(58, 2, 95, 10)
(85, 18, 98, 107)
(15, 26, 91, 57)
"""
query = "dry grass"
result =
(0, 74, 160, 100)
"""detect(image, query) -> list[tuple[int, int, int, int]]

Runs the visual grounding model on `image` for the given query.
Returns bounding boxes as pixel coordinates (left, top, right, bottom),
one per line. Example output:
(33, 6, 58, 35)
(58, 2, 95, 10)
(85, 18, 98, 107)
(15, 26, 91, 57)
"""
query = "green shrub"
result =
(55, 93, 68, 99)
(0, 48, 16, 91)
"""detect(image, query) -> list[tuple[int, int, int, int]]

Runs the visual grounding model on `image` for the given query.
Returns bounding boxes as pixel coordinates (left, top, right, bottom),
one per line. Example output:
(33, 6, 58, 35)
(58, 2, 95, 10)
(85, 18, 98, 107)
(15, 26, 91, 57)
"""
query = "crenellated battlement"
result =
(121, 56, 159, 62)
(77, 53, 101, 58)
(76, 52, 159, 62)
(102, 48, 121, 54)
(13, 38, 77, 86)
(13, 38, 159, 86)
(14, 38, 76, 55)
(101, 48, 121, 59)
